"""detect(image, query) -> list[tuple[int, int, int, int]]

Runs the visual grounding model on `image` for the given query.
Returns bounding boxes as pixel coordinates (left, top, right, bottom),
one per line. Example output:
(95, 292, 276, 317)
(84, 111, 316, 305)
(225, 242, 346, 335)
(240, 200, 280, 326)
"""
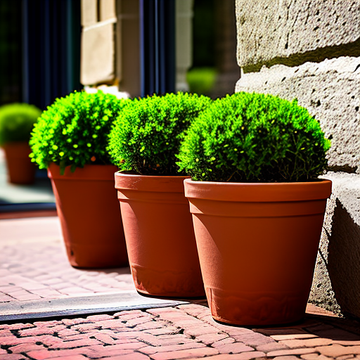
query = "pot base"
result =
(131, 264, 205, 299)
(206, 286, 307, 326)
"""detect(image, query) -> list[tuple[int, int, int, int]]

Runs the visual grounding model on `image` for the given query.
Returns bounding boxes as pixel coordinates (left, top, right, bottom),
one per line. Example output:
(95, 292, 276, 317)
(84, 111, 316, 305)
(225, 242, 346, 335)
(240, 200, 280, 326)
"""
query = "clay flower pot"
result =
(48, 163, 128, 269)
(115, 172, 205, 298)
(184, 178, 332, 326)
(3, 142, 36, 184)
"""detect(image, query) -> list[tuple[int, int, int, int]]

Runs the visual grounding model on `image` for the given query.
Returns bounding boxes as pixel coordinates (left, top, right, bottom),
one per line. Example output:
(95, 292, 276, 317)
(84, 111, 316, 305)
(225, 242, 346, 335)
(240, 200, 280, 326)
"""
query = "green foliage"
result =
(29, 90, 130, 173)
(108, 92, 212, 176)
(186, 67, 217, 96)
(177, 92, 331, 182)
(0, 103, 41, 146)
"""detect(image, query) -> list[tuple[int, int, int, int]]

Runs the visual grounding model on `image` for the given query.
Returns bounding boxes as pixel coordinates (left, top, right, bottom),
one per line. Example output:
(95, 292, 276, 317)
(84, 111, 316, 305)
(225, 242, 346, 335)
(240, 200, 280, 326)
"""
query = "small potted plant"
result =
(0, 103, 41, 184)
(178, 92, 332, 326)
(30, 90, 130, 269)
(108, 92, 212, 298)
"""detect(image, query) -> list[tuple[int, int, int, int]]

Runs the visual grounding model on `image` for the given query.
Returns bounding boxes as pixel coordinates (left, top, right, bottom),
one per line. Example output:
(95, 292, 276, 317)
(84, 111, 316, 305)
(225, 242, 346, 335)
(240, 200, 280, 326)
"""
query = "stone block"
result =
(80, 22, 115, 85)
(235, 56, 360, 173)
(236, 0, 360, 71)
(310, 172, 360, 319)
(81, 0, 98, 27)
(100, 0, 116, 21)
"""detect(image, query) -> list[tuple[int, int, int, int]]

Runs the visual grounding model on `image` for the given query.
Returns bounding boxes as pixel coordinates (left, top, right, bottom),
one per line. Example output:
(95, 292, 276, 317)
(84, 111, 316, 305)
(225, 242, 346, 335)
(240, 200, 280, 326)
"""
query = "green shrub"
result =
(177, 92, 331, 182)
(186, 67, 217, 96)
(30, 90, 130, 173)
(0, 103, 42, 146)
(108, 92, 212, 176)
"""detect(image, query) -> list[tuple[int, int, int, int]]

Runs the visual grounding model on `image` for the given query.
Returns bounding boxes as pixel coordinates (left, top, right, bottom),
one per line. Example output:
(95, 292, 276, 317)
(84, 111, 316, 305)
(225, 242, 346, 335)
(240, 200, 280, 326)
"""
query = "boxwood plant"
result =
(30, 90, 129, 174)
(108, 92, 212, 176)
(177, 92, 331, 182)
(0, 103, 42, 146)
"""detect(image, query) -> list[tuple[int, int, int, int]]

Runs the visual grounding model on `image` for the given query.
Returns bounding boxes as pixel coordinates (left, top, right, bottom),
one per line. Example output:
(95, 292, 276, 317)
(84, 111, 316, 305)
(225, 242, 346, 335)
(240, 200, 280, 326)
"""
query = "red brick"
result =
(126, 316, 154, 327)
(255, 328, 310, 337)
(86, 314, 114, 321)
(55, 334, 89, 342)
(0, 354, 30, 360)
(184, 324, 220, 337)
(107, 353, 150, 360)
(280, 338, 333, 348)
(216, 342, 254, 354)
(197, 352, 266, 360)
(133, 321, 165, 331)
(110, 331, 145, 341)
(115, 310, 146, 320)
(47, 338, 101, 350)
(271, 333, 318, 341)
(316, 344, 360, 358)
(301, 354, 334, 359)
(0, 335, 40, 346)
(267, 348, 320, 357)
(6, 323, 34, 331)
(150, 346, 219, 360)
(51, 356, 88, 360)
(0, 329, 13, 337)
(85, 343, 146, 358)
(256, 341, 290, 353)
(211, 323, 254, 337)
(212, 337, 236, 348)
(71, 323, 101, 332)
(335, 340, 360, 346)
(143, 326, 180, 336)
(57, 329, 80, 338)
(232, 332, 275, 347)
(27, 348, 90, 359)
(137, 333, 192, 347)
(19, 325, 66, 337)
(140, 342, 204, 355)
(177, 304, 210, 318)
(8, 343, 45, 354)
(196, 332, 228, 345)
(92, 332, 117, 345)
(94, 319, 127, 330)
(33, 320, 63, 327)
(62, 319, 89, 326)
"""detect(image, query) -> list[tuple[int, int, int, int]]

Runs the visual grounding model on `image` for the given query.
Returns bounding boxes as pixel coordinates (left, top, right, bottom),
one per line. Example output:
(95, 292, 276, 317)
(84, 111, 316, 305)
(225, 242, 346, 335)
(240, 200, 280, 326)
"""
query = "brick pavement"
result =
(1, 216, 360, 359)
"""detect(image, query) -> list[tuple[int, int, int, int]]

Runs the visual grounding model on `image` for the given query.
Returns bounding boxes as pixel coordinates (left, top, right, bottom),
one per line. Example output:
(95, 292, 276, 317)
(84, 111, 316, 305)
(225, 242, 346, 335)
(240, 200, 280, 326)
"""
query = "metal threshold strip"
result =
(0, 291, 188, 323)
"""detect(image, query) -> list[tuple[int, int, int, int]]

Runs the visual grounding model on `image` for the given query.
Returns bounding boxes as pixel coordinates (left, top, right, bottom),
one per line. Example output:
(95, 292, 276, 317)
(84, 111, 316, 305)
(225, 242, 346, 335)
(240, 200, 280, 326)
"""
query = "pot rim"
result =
(48, 163, 118, 181)
(115, 172, 190, 193)
(184, 178, 332, 202)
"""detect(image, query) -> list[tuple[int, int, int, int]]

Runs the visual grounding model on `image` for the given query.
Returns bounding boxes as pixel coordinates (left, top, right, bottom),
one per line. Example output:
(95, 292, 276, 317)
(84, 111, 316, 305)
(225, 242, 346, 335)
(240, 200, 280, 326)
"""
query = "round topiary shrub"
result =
(30, 90, 130, 174)
(108, 92, 212, 176)
(0, 103, 42, 146)
(177, 92, 331, 182)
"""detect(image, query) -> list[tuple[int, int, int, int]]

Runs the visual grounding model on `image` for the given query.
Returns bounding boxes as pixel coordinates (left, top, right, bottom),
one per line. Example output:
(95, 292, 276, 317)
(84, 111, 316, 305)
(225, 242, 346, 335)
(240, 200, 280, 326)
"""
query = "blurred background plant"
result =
(0, 103, 41, 146)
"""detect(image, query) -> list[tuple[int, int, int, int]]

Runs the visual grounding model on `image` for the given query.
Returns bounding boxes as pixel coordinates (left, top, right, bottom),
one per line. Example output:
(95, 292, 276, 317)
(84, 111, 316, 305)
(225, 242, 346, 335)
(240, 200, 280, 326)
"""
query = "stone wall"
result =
(235, 0, 360, 318)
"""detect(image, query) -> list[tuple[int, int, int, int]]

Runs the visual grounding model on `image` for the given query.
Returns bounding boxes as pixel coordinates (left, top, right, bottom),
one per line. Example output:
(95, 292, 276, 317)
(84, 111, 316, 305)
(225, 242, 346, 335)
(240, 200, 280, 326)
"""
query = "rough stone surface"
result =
(309, 172, 360, 318)
(235, 56, 360, 173)
(235, 0, 360, 71)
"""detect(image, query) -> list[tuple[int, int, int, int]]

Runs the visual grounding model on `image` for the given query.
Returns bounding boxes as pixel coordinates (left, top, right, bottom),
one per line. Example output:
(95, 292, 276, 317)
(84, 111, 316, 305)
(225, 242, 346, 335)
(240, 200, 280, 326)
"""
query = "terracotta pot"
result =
(184, 179, 332, 326)
(48, 163, 128, 269)
(3, 142, 36, 184)
(115, 173, 205, 298)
